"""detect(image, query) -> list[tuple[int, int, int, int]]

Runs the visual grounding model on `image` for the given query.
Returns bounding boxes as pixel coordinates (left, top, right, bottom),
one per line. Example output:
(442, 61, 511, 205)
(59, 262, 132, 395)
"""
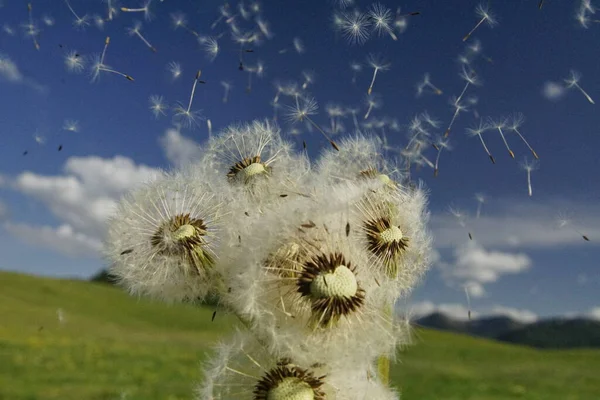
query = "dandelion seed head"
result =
(339, 11, 371, 45)
(167, 61, 182, 79)
(65, 50, 85, 73)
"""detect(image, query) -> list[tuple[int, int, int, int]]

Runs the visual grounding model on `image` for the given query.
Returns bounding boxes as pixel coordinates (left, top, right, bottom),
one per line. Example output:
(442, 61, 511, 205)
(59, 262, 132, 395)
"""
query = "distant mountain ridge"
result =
(415, 312, 600, 349)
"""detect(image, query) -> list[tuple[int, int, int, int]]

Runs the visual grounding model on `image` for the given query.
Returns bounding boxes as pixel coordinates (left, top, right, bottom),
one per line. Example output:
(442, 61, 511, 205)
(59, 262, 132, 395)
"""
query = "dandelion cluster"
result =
(105, 121, 432, 398)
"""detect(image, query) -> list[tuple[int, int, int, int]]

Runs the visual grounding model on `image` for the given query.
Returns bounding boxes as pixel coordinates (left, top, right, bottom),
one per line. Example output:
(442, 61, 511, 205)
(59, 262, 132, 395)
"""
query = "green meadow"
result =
(1, 271, 598, 400)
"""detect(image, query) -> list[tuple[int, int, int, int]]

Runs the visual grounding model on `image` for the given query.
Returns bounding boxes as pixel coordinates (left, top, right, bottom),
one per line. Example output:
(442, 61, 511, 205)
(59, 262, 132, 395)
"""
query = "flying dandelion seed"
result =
(363, 93, 382, 120)
(448, 205, 472, 240)
(170, 11, 199, 37)
(42, 15, 54, 26)
(520, 157, 538, 197)
(293, 37, 305, 53)
(285, 96, 339, 151)
(366, 53, 390, 95)
(564, 69, 595, 104)
(557, 212, 590, 241)
(444, 97, 468, 138)
(474, 192, 486, 219)
(507, 113, 539, 159)
(172, 70, 206, 129)
(91, 37, 134, 82)
(64, 0, 90, 29)
(121, 0, 153, 21)
(149, 95, 168, 118)
(104, 0, 118, 21)
(433, 136, 452, 177)
(489, 117, 515, 159)
(416, 73, 443, 97)
(63, 119, 79, 132)
(127, 21, 157, 52)
(199, 36, 219, 61)
(350, 61, 362, 84)
(221, 80, 232, 103)
(339, 10, 371, 45)
(301, 70, 315, 90)
(64, 50, 85, 73)
(167, 61, 182, 79)
(466, 119, 495, 164)
(368, 2, 397, 40)
(26, 3, 40, 50)
(33, 132, 45, 145)
(463, 3, 498, 42)
(93, 14, 105, 30)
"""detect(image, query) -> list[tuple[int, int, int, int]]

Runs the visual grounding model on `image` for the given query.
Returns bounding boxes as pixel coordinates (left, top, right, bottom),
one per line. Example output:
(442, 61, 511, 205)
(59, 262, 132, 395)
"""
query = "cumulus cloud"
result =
(0, 53, 47, 93)
(436, 240, 532, 297)
(6, 155, 161, 257)
(431, 198, 600, 250)
(159, 128, 202, 168)
(406, 301, 538, 323)
(541, 81, 567, 101)
(4, 222, 102, 257)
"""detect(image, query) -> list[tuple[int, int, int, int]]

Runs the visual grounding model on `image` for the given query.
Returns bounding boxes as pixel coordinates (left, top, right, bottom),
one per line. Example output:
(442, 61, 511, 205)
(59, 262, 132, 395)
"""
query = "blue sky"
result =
(0, 0, 599, 322)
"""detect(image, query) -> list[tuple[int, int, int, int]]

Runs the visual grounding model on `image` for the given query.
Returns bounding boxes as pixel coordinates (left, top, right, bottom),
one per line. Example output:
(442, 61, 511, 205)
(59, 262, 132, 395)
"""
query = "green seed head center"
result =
(267, 377, 315, 400)
(310, 265, 357, 299)
(379, 225, 404, 244)
(172, 224, 196, 241)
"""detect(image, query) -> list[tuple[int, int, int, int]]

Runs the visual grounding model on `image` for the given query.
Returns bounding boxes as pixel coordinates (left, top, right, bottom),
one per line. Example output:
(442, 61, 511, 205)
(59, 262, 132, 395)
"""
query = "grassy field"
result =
(1, 271, 598, 400)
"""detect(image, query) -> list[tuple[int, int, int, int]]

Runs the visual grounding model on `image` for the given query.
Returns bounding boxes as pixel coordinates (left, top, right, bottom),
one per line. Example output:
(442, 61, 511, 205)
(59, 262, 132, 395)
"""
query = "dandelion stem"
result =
(512, 127, 539, 159)
(134, 30, 157, 52)
(575, 83, 595, 104)
(527, 168, 533, 196)
(477, 132, 495, 164)
(187, 70, 203, 113)
(463, 17, 486, 42)
(496, 126, 515, 159)
(368, 68, 379, 95)
(305, 117, 339, 151)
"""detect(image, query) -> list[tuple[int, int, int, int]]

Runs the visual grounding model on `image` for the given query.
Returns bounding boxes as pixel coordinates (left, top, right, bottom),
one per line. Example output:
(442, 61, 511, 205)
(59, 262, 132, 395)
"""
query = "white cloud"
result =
(586, 307, 600, 321)
(487, 305, 538, 323)
(407, 301, 538, 323)
(6, 155, 161, 257)
(431, 198, 600, 250)
(159, 128, 202, 168)
(0, 53, 47, 93)
(541, 81, 567, 101)
(4, 222, 102, 257)
(0, 53, 23, 82)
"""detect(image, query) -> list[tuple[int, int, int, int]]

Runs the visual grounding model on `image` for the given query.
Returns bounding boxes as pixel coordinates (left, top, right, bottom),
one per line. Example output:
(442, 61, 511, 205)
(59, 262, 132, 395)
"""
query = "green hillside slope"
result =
(1, 271, 599, 400)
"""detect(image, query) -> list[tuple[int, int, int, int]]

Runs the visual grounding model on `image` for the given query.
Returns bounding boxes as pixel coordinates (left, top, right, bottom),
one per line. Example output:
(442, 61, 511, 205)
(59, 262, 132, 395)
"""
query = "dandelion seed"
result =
(104, 0, 118, 21)
(366, 53, 390, 95)
(63, 119, 79, 132)
(557, 212, 590, 241)
(489, 117, 515, 159)
(42, 15, 54, 26)
(433, 136, 452, 177)
(368, 2, 397, 40)
(149, 95, 168, 118)
(301, 70, 315, 90)
(172, 70, 206, 129)
(207, 119, 213, 138)
(33, 133, 45, 145)
(350, 61, 362, 84)
(364, 93, 382, 120)
(255, 17, 273, 39)
(564, 69, 595, 104)
(520, 157, 538, 197)
(26, 3, 40, 50)
(474, 192, 486, 218)
(167, 61, 182, 79)
(448, 205, 471, 240)
(463, 3, 498, 42)
(464, 285, 472, 319)
(127, 21, 156, 52)
(64, 0, 90, 29)
(293, 37, 305, 53)
(91, 37, 134, 82)
(221, 81, 232, 103)
(170, 12, 199, 37)
(121, 0, 153, 21)
(339, 10, 371, 45)
(64, 50, 85, 73)
(285, 97, 339, 151)
(444, 97, 468, 138)
(507, 113, 539, 159)
(3, 24, 15, 36)
(93, 14, 105, 30)
(466, 119, 495, 164)
(199, 36, 219, 61)
(416, 73, 443, 97)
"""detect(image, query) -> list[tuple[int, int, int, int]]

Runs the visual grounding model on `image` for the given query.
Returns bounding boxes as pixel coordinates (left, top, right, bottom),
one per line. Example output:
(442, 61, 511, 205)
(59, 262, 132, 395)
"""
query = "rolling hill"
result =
(1, 270, 599, 399)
